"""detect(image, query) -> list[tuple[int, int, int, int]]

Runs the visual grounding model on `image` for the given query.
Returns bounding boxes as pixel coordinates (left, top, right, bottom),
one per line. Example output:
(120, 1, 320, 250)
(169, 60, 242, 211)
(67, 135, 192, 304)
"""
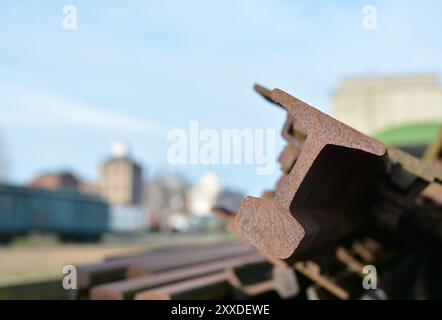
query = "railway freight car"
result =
(0, 184, 109, 243)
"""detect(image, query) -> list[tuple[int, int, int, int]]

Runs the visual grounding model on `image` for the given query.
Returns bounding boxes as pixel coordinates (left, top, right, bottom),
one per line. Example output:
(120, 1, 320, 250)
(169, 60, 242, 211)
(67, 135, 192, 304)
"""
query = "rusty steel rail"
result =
(126, 245, 254, 278)
(74, 244, 252, 296)
(90, 254, 264, 300)
(234, 86, 442, 262)
(227, 263, 299, 299)
(104, 244, 222, 261)
(134, 272, 232, 300)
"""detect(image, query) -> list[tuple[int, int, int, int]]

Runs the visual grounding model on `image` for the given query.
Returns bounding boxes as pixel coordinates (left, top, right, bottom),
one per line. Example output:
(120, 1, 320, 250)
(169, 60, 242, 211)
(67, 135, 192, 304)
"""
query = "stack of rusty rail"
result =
(73, 85, 442, 300)
(229, 85, 442, 299)
(72, 242, 301, 300)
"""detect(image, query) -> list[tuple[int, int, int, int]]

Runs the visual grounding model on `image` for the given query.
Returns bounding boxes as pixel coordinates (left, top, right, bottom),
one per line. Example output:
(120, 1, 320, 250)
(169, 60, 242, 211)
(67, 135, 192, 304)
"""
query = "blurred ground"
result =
(0, 233, 236, 287)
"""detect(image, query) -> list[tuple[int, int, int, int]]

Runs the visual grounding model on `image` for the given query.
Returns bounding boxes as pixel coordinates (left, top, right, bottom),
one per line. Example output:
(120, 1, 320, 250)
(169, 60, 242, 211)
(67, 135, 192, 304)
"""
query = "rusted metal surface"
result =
(227, 263, 299, 299)
(278, 144, 299, 174)
(75, 244, 252, 292)
(295, 260, 350, 300)
(211, 206, 290, 269)
(351, 238, 382, 263)
(104, 244, 224, 261)
(254, 84, 278, 105)
(90, 254, 264, 300)
(235, 87, 386, 260)
(234, 86, 442, 262)
(126, 245, 254, 278)
(134, 271, 231, 300)
(336, 247, 365, 277)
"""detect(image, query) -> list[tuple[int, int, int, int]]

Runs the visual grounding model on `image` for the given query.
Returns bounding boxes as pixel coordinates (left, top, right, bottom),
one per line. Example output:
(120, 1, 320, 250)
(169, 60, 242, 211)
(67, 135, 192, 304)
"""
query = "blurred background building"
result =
(98, 141, 148, 233)
(99, 141, 143, 206)
(146, 172, 243, 232)
(147, 174, 189, 231)
(28, 170, 100, 196)
(185, 173, 227, 232)
(187, 172, 222, 217)
(333, 75, 442, 156)
(28, 171, 80, 191)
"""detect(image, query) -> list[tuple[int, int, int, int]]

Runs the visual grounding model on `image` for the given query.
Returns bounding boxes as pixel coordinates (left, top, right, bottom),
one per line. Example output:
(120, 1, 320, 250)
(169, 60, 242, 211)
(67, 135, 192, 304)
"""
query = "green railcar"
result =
(0, 184, 109, 243)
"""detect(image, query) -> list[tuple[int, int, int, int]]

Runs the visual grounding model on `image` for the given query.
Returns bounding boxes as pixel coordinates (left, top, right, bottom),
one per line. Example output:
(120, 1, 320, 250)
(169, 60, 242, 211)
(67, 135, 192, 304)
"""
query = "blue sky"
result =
(1, 1, 442, 196)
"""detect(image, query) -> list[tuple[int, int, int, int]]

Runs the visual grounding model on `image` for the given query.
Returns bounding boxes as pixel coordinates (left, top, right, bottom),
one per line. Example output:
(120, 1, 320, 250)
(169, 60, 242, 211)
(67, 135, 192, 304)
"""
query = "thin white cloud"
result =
(0, 86, 163, 134)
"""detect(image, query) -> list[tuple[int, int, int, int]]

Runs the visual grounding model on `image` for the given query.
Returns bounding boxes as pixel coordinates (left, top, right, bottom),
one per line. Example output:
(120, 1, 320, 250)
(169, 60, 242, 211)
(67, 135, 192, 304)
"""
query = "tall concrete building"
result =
(99, 142, 143, 206)
(332, 75, 442, 136)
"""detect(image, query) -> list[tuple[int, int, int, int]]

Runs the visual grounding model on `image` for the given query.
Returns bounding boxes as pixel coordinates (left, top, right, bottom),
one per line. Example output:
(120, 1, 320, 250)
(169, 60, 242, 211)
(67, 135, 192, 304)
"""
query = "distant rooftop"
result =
(339, 74, 439, 89)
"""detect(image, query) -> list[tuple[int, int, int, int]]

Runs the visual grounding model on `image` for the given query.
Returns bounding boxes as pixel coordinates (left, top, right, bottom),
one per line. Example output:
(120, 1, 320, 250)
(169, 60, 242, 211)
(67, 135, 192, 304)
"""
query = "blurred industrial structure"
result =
(28, 171, 99, 196)
(99, 142, 143, 206)
(147, 172, 241, 232)
(147, 174, 189, 231)
(333, 75, 442, 156)
(28, 171, 80, 191)
(8, 139, 240, 237)
(97, 142, 148, 233)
